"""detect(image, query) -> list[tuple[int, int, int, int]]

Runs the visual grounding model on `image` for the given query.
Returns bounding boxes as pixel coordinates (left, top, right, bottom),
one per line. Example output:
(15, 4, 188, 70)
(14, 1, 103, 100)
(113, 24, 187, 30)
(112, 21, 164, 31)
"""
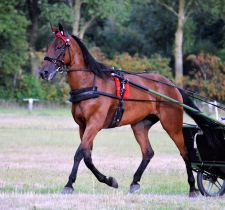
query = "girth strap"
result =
(108, 73, 127, 128)
(69, 87, 99, 103)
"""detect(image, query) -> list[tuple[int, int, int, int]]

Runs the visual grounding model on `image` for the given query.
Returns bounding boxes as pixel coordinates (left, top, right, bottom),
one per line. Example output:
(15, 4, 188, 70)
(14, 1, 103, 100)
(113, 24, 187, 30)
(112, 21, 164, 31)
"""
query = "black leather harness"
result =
(69, 72, 160, 128)
(108, 72, 127, 128)
(69, 72, 127, 128)
(69, 86, 99, 103)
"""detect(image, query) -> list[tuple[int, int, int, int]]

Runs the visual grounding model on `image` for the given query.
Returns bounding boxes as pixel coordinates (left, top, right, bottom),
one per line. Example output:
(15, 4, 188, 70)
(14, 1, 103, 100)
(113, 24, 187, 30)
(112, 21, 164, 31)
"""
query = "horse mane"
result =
(71, 35, 111, 78)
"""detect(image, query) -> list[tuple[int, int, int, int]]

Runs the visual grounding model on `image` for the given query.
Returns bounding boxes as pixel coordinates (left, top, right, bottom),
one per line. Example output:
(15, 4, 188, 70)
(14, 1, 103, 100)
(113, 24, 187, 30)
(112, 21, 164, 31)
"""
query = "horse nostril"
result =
(39, 72, 44, 79)
(44, 70, 48, 75)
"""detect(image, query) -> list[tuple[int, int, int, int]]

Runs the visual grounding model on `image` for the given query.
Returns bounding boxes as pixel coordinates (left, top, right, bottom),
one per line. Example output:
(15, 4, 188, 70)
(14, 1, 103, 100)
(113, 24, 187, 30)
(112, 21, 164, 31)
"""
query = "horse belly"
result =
(120, 100, 157, 126)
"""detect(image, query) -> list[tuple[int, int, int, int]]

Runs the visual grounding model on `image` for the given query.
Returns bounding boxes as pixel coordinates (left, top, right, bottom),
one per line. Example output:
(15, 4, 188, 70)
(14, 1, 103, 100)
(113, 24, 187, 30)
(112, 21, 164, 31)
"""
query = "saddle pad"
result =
(113, 77, 130, 99)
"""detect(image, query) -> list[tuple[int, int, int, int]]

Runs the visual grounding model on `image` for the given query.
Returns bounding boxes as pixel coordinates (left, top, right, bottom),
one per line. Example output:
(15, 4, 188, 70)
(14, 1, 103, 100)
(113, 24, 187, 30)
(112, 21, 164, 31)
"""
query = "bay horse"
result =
(39, 24, 201, 197)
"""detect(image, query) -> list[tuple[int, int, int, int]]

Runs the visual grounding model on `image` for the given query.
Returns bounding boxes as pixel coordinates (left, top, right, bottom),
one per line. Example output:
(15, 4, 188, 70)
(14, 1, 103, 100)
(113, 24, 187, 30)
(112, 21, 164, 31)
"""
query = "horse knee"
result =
(83, 150, 93, 168)
(144, 150, 154, 162)
(74, 145, 84, 161)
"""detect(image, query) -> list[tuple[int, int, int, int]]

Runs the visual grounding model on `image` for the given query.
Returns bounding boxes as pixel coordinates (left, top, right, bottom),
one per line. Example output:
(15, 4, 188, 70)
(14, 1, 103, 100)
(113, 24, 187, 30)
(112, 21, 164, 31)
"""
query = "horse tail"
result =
(179, 89, 215, 129)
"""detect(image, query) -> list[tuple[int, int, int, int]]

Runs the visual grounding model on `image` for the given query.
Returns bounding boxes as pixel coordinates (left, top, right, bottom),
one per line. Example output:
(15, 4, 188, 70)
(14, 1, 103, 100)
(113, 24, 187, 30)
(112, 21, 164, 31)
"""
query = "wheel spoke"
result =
(215, 180, 222, 189)
(207, 182, 213, 193)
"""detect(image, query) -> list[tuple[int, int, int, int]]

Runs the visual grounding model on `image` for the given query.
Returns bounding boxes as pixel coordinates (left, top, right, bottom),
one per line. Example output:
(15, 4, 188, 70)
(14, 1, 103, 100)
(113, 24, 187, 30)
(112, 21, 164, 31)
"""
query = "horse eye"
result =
(55, 44, 64, 50)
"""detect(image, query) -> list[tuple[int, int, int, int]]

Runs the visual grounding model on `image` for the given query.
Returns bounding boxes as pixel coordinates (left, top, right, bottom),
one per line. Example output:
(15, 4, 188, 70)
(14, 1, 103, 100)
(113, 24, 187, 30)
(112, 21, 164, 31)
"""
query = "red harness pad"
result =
(113, 77, 130, 99)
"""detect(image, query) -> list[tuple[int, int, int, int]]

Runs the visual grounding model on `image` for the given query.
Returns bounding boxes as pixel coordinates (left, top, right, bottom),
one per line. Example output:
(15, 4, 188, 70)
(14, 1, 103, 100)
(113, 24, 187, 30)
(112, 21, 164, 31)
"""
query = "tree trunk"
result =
(175, 0, 186, 84)
(27, 0, 40, 75)
(27, 0, 39, 48)
(79, 16, 96, 39)
(72, 0, 82, 36)
(30, 48, 42, 76)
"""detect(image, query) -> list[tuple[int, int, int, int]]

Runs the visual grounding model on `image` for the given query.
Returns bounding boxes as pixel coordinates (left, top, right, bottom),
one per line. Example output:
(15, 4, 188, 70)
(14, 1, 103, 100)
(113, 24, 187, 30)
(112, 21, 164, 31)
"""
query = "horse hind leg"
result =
(168, 131, 198, 197)
(160, 113, 198, 197)
(130, 116, 158, 193)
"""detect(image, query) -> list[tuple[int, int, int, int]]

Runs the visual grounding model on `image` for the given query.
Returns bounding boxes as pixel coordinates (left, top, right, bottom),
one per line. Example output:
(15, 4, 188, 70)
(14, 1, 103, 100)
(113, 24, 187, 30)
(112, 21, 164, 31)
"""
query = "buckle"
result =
(56, 67, 64, 74)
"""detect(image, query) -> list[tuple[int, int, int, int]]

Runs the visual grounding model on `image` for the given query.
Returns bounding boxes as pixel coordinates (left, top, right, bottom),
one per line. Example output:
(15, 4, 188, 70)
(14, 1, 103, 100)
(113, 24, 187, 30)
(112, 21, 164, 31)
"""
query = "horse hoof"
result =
(61, 187, 74, 194)
(129, 183, 140, 193)
(189, 189, 199, 198)
(108, 177, 119, 188)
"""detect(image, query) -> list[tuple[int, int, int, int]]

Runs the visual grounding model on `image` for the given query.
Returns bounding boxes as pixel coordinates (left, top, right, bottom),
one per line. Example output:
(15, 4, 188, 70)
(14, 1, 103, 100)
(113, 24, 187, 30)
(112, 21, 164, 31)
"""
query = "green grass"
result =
(0, 104, 70, 116)
(0, 106, 225, 209)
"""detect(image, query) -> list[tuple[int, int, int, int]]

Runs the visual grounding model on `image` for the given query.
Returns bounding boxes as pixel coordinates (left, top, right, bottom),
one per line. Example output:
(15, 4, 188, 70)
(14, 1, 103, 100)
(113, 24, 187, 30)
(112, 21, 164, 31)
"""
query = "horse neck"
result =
(67, 40, 94, 90)
(67, 71, 94, 90)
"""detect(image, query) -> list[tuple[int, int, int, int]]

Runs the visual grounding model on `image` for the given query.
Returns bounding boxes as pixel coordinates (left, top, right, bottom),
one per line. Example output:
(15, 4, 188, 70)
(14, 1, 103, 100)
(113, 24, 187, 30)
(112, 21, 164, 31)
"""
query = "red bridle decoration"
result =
(55, 32, 69, 44)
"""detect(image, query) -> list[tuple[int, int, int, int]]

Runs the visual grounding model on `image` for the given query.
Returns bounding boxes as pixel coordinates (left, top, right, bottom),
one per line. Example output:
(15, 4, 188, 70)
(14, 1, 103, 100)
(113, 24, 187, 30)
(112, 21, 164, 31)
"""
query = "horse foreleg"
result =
(130, 120, 155, 193)
(83, 149, 118, 188)
(62, 144, 84, 194)
(62, 122, 118, 194)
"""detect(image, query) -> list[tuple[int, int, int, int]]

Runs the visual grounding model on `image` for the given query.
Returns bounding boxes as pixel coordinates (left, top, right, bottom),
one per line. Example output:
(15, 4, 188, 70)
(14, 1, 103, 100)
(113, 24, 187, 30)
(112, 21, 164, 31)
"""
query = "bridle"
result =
(44, 31, 71, 74)
(43, 31, 92, 75)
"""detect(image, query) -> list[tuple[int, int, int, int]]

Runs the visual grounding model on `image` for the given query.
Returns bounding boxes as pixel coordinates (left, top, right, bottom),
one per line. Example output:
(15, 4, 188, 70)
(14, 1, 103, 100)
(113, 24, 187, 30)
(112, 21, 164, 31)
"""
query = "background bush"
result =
(183, 53, 225, 101)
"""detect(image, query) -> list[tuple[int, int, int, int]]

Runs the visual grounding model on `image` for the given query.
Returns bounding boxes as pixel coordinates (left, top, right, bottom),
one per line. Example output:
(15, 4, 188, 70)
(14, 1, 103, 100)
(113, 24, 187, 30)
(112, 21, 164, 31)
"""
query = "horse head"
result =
(39, 23, 72, 81)
(39, 23, 110, 83)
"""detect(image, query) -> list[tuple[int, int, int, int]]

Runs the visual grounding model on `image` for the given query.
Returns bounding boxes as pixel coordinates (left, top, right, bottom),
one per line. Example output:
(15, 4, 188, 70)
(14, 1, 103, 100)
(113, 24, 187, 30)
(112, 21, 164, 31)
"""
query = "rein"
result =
(57, 68, 91, 73)
(123, 71, 225, 112)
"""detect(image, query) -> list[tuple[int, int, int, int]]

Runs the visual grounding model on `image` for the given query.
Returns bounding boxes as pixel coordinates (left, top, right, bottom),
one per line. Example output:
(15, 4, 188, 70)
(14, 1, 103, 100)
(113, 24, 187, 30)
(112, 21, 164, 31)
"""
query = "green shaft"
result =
(113, 73, 225, 127)
(147, 88, 225, 127)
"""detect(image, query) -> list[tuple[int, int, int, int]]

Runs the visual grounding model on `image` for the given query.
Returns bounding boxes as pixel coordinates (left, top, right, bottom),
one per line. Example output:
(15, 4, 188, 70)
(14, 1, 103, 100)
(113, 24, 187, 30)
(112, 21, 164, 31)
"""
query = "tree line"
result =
(0, 0, 225, 101)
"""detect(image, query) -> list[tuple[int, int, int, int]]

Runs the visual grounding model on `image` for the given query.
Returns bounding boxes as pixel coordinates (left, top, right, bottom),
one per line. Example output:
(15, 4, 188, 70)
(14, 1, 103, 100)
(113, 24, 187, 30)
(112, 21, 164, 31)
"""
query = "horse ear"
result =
(50, 22, 58, 34)
(58, 23, 64, 36)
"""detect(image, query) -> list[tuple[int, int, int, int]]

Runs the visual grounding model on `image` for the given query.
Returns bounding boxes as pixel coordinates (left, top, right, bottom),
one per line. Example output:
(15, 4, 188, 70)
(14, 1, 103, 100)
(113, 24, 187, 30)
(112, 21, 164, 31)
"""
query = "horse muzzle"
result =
(39, 68, 58, 81)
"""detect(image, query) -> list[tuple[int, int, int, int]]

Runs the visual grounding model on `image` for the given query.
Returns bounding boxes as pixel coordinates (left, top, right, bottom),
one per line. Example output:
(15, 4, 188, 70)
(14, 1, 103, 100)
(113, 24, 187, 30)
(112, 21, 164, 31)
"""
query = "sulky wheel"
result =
(197, 172, 225, 196)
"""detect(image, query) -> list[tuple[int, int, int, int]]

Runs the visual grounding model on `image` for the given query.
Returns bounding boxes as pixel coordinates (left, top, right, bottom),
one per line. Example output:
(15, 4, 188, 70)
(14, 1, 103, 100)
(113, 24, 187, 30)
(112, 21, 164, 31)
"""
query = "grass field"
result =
(0, 106, 225, 209)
